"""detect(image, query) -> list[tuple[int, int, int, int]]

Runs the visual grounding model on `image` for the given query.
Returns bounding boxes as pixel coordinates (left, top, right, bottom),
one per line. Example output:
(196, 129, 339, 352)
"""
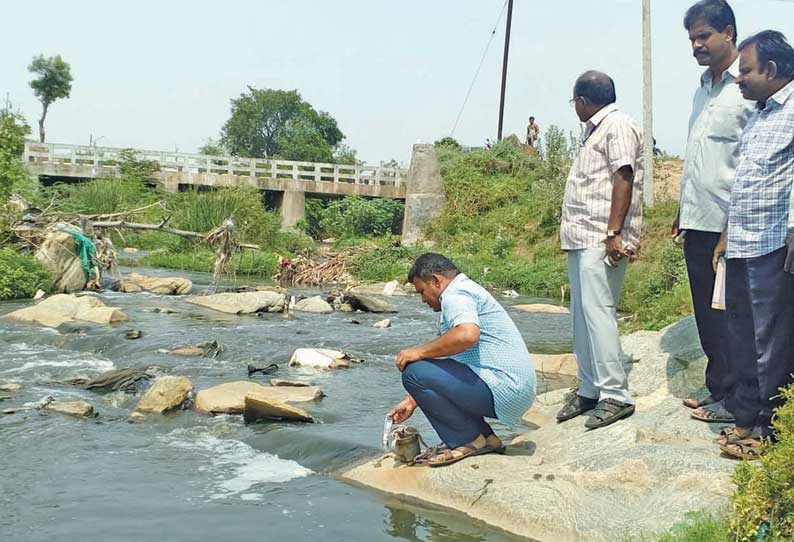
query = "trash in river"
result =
(247, 363, 279, 378)
(350, 320, 361, 325)
(125, 330, 143, 340)
(382, 415, 393, 450)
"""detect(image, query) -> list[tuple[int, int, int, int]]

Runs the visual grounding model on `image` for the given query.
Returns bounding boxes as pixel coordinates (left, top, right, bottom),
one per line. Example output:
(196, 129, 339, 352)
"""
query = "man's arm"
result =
(606, 165, 634, 263)
(396, 323, 480, 371)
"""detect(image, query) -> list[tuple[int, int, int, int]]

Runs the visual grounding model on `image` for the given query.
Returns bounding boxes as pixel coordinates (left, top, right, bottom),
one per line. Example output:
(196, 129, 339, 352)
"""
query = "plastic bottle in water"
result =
(382, 415, 394, 450)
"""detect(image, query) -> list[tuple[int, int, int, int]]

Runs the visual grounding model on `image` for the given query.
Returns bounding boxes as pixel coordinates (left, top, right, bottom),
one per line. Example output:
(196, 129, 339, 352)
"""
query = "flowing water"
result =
(0, 267, 572, 542)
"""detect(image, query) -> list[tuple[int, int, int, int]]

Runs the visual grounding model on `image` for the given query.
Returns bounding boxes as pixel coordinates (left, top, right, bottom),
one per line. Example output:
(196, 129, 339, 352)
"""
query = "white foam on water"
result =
(0, 343, 115, 374)
(168, 434, 312, 500)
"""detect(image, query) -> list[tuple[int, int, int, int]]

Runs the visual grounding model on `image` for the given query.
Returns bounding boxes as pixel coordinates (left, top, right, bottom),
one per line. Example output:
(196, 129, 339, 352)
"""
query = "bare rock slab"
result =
(270, 379, 310, 387)
(4, 294, 127, 328)
(532, 353, 578, 378)
(45, 400, 95, 417)
(0, 383, 22, 391)
(293, 296, 334, 314)
(186, 291, 287, 314)
(118, 273, 192, 295)
(134, 376, 193, 413)
(513, 303, 570, 315)
(243, 394, 314, 423)
(194, 381, 323, 415)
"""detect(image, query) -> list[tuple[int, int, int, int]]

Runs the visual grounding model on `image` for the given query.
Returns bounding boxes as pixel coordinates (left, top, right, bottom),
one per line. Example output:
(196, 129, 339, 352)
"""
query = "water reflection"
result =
(382, 500, 533, 542)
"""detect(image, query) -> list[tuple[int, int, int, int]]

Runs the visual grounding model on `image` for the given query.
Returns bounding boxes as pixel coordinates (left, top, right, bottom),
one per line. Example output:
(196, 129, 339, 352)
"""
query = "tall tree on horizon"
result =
(28, 54, 73, 143)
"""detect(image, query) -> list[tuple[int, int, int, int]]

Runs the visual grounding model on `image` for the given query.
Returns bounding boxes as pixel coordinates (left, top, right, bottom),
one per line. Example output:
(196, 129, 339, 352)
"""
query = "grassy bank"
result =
(0, 248, 51, 301)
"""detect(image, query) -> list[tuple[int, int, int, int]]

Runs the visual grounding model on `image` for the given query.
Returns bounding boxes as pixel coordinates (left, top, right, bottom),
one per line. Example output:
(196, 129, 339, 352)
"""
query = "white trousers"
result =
(567, 248, 633, 404)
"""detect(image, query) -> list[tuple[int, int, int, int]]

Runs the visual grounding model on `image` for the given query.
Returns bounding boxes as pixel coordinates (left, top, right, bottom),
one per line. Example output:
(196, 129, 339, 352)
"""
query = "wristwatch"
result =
(606, 229, 621, 237)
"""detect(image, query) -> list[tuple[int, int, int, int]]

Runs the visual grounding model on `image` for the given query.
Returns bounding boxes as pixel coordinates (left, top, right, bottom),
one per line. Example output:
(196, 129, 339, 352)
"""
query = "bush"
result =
(48, 177, 158, 215)
(731, 384, 794, 541)
(133, 248, 278, 277)
(167, 186, 282, 247)
(0, 248, 51, 300)
(317, 196, 404, 239)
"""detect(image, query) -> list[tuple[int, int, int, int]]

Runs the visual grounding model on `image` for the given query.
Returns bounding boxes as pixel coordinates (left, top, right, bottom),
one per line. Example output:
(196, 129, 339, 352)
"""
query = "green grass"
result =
(127, 248, 278, 277)
(622, 512, 729, 542)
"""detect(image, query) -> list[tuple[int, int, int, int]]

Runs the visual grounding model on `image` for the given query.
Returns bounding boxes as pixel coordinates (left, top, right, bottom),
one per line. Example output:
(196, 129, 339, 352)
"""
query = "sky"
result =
(2, 0, 794, 166)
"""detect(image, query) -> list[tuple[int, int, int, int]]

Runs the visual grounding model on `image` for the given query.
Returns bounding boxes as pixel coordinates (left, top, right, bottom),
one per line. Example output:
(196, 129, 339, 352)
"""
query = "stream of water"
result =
(0, 267, 572, 542)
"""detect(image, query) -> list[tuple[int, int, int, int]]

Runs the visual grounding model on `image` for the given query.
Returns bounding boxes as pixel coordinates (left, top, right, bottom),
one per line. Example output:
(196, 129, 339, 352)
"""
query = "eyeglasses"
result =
(569, 97, 581, 107)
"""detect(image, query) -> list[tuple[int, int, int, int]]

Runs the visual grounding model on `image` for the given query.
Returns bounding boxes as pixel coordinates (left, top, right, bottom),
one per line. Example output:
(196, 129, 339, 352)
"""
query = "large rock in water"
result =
(45, 400, 94, 417)
(134, 376, 193, 413)
(243, 394, 314, 423)
(512, 303, 570, 315)
(194, 381, 323, 414)
(35, 231, 86, 293)
(117, 273, 192, 295)
(343, 317, 735, 542)
(344, 294, 396, 313)
(293, 296, 334, 314)
(185, 291, 287, 314)
(4, 294, 127, 328)
(348, 280, 408, 297)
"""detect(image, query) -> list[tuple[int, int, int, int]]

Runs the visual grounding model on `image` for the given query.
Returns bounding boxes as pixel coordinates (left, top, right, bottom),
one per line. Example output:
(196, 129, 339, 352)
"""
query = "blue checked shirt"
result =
(439, 274, 537, 428)
(726, 80, 794, 259)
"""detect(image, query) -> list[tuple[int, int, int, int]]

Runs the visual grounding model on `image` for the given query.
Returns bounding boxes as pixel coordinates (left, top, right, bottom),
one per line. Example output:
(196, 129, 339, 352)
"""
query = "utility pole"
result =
(497, 0, 514, 141)
(642, 0, 655, 205)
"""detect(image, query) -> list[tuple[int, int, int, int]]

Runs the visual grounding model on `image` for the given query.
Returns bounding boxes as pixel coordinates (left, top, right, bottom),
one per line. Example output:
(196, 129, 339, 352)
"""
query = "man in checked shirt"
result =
(555, 71, 644, 430)
(713, 31, 794, 460)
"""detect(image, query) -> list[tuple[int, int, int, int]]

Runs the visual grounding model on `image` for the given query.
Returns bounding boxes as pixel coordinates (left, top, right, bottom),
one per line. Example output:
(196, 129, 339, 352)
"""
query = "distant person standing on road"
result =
(675, 0, 753, 424)
(557, 71, 644, 430)
(526, 116, 540, 148)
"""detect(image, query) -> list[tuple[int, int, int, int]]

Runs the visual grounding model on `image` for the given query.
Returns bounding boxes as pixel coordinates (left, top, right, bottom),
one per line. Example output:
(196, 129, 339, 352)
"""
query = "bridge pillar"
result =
(280, 190, 306, 230)
(401, 144, 446, 246)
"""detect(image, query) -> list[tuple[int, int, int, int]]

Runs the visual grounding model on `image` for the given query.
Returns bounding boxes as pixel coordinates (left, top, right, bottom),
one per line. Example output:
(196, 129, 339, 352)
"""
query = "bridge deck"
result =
(24, 142, 407, 199)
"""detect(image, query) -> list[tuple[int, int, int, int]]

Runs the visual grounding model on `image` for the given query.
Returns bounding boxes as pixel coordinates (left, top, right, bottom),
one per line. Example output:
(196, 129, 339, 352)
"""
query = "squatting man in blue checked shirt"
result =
(388, 253, 537, 468)
(712, 30, 794, 460)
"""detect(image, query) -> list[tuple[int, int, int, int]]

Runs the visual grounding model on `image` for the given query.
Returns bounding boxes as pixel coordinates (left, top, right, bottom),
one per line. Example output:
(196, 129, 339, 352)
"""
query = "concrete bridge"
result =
(23, 141, 409, 229)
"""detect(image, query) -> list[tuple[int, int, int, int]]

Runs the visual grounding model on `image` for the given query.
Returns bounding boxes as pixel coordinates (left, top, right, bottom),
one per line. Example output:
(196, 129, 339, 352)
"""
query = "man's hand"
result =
(605, 235, 626, 265)
(713, 232, 728, 273)
(785, 236, 794, 274)
(671, 214, 680, 240)
(388, 396, 417, 424)
(396, 348, 423, 372)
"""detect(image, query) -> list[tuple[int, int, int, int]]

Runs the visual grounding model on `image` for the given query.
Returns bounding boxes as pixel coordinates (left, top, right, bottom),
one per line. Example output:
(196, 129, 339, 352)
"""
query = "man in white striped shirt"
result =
(556, 71, 644, 430)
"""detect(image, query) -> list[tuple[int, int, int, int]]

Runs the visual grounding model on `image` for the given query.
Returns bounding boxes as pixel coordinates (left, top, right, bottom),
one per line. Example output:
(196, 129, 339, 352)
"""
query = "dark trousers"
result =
(402, 359, 496, 449)
(725, 246, 794, 437)
(683, 230, 732, 402)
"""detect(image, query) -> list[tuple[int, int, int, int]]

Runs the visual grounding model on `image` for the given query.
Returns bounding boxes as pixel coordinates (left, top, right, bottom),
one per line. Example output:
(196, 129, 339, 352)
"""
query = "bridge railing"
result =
(24, 141, 406, 187)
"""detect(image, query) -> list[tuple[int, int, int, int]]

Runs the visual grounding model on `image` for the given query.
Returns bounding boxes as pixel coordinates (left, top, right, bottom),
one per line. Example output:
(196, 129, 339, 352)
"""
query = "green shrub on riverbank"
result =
(730, 384, 794, 541)
(130, 248, 279, 277)
(0, 248, 51, 300)
(624, 512, 729, 542)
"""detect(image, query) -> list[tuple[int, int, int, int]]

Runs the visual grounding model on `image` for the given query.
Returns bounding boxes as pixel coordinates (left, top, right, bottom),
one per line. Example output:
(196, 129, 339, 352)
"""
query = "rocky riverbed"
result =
(0, 266, 574, 542)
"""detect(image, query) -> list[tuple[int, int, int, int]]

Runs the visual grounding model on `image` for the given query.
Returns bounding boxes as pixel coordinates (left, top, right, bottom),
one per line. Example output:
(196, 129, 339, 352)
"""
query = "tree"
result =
(28, 54, 73, 143)
(333, 143, 360, 166)
(434, 136, 462, 151)
(198, 138, 226, 156)
(0, 108, 32, 200)
(220, 87, 344, 160)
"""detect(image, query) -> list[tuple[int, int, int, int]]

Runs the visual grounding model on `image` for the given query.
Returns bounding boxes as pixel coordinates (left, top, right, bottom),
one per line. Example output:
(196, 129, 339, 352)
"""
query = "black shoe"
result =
(556, 390, 598, 423)
(584, 398, 635, 430)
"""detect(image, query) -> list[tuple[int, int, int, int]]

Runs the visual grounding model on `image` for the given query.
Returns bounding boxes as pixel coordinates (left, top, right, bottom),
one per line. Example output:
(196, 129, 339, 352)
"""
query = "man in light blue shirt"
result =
(675, 0, 753, 423)
(389, 253, 536, 467)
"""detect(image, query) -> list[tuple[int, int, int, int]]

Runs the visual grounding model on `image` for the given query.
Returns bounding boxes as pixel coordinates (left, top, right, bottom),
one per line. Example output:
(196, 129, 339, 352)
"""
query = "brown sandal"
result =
(691, 404, 735, 423)
(683, 394, 715, 409)
(428, 442, 496, 468)
(719, 437, 765, 461)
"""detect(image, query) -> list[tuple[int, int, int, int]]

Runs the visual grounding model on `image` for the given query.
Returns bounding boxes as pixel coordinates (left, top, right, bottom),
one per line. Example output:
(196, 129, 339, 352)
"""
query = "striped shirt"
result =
(560, 105, 645, 252)
(726, 80, 794, 259)
(680, 58, 754, 232)
(439, 274, 536, 428)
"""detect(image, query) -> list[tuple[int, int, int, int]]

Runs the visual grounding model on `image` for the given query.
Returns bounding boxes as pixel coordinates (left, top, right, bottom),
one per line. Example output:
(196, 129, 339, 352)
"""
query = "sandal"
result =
(683, 394, 715, 409)
(716, 427, 739, 447)
(691, 403, 735, 424)
(556, 390, 598, 423)
(428, 439, 496, 468)
(720, 437, 765, 461)
(411, 444, 447, 465)
(584, 398, 635, 430)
